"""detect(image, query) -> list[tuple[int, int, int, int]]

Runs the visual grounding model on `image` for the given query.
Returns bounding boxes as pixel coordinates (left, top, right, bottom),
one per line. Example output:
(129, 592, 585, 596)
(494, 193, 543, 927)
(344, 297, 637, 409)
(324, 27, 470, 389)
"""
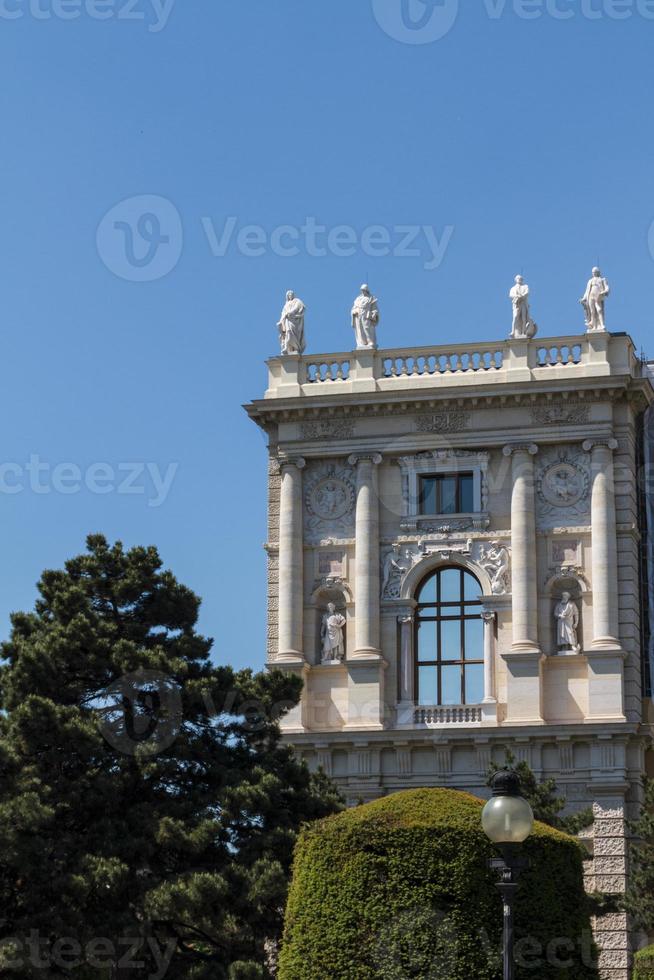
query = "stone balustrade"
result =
(414, 705, 483, 726)
(265, 331, 640, 399)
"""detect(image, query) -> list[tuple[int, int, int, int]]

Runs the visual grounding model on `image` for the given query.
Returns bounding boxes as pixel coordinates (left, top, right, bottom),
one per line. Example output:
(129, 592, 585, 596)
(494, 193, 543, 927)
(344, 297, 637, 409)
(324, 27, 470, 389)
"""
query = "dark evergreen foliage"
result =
(0, 535, 342, 978)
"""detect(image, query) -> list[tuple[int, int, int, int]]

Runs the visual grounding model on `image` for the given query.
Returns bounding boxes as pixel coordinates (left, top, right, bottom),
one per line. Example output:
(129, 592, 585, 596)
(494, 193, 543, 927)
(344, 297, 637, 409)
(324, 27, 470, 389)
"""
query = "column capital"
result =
(278, 455, 306, 471)
(348, 453, 382, 467)
(582, 438, 618, 453)
(481, 610, 497, 624)
(502, 442, 539, 458)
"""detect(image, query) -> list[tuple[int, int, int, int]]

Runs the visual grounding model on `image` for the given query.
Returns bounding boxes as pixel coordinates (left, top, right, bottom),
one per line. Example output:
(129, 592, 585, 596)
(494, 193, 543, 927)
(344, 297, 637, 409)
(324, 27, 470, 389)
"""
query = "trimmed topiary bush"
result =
(635, 944, 654, 980)
(279, 788, 598, 980)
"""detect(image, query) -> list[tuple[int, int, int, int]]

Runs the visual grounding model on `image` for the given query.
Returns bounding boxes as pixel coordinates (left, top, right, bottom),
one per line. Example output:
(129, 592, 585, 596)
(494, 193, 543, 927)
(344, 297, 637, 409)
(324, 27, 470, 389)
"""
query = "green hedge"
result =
(635, 944, 654, 980)
(279, 788, 598, 980)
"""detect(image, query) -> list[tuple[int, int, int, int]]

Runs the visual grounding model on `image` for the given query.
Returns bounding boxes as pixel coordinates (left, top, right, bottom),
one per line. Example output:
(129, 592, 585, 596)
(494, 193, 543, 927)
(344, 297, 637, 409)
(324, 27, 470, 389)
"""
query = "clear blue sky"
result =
(1, 0, 653, 671)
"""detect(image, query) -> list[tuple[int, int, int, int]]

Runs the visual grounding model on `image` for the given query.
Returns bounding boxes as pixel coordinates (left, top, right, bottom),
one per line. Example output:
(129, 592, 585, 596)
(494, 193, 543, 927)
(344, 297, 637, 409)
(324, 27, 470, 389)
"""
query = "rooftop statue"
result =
(351, 284, 380, 350)
(277, 290, 306, 355)
(509, 275, 538, 339)
(580, 267, 609, 332)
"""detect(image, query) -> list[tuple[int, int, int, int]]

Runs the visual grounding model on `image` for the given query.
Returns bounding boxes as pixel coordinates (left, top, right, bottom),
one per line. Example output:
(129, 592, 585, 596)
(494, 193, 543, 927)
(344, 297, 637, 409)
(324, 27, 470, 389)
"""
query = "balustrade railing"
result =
(381, 346, 504, 378)
(264, 332, 636, 398)
(414, 705, 483, 725)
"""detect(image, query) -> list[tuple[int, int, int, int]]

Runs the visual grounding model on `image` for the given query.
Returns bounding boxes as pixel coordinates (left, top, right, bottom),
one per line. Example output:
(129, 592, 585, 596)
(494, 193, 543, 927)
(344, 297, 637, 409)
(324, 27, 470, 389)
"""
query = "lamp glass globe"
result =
(481, 795, 534, 844)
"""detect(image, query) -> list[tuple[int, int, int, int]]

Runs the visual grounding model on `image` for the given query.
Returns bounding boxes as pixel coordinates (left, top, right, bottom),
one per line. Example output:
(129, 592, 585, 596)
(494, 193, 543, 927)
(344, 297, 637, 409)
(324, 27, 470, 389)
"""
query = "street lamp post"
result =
(482, 769, 534, 980)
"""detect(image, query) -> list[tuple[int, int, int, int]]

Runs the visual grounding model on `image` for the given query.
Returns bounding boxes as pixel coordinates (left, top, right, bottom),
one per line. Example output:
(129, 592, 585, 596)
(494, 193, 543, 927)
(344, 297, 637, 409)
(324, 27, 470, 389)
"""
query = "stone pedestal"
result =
(345, 658, 386, 731)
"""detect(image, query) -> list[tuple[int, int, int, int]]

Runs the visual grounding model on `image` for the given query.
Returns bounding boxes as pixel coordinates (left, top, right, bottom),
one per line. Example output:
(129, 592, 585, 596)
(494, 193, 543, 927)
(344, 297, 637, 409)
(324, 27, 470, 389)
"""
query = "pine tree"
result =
(487, 751, 594, 835)
(625, 777, 654, 931)
(0, 535, 342, 979)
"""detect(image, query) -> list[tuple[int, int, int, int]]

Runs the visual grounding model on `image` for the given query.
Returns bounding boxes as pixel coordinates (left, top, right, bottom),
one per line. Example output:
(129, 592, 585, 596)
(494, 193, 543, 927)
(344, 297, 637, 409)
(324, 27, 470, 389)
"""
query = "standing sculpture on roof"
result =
(351, 284, 380, 350)
(509, 275, 538, 339)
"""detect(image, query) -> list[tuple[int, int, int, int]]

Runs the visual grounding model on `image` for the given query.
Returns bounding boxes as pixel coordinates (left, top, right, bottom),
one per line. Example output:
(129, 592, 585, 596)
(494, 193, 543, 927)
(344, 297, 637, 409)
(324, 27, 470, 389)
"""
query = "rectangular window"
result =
(419, 473, 474, 516)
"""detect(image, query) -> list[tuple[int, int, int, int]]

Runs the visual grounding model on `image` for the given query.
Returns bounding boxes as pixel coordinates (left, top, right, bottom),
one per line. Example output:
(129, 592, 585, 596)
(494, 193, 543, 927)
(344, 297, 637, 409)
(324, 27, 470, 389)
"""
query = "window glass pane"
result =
(441, 665, 462, 705)
(440, 619, 462, 661)
(464, 617, 483, 660)
(464, 663, 485, 705)
(418, 666, 438, 705)
(460, 474, 475, 513)
(418, 573, 437, 604)
(440, 476, 458, 514)
(419, 478, 437, 515)
(463, 572, 481, 602)
(416, 620, 437, 662)
(439, 569, 461, 604)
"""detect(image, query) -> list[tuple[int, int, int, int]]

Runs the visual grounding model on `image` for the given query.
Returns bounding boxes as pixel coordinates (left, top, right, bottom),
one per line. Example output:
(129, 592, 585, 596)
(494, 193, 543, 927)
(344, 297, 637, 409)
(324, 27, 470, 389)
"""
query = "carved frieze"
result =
(304, 460, 356, 544)
(300, 419, 356, 441)
(414, 411, 471, 433)
(532, 404, 590, 426)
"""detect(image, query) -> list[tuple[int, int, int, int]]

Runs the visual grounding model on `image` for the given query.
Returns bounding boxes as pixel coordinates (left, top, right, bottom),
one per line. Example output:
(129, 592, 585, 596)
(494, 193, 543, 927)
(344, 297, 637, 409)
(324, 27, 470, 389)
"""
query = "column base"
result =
(274, 651, 306, 665)
(590, 636, 624, 653)
(511, 642, 542, 656)
(350, 647, 383, 660)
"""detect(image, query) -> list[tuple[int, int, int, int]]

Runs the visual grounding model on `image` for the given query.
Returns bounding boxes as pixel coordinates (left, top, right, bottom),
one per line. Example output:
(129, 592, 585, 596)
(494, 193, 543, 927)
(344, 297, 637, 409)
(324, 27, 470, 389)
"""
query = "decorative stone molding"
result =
(582, 437, 619, 453)
(300, 419, 356, 441)
(347, 453, 383, 467)
(303, 460, 356, 544)
(532, 403, 590, 426)
(502, 443, 539, 457)
(278, 455, 306, 471)
(397, 450, 489, 531)
(414, 410, 471, 433)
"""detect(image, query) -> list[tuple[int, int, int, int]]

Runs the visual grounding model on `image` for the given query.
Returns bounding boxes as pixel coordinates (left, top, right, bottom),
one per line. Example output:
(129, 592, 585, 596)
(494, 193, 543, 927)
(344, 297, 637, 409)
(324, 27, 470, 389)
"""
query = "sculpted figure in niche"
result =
(554, 592, 581, 653)
(321, 603, 347, 663)
(510, 275, 538, 339)
(479, 541, 511, 595)
(278, 290, 306, 355)
(580, 267, 609, 332)
(351, 284, 380, 350)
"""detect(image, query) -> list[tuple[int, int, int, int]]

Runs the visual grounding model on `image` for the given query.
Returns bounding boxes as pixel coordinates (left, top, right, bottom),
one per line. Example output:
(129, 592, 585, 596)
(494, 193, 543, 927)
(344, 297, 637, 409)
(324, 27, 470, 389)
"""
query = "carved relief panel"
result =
(303, 460, 356, 544)
(536, 446, 591, 528)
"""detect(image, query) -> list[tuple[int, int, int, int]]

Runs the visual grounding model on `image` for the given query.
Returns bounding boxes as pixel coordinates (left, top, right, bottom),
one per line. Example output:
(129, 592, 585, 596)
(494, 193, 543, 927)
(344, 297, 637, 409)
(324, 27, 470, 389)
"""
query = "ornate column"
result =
(501, 444, 543, 724)
(278, 457, 305, 661)
(583, 438, 620, 649)
(503, 443, 540, 653)
(481, 612, 497, 704)
(398, 614, 414, 702)
(348, 453, 383, 657)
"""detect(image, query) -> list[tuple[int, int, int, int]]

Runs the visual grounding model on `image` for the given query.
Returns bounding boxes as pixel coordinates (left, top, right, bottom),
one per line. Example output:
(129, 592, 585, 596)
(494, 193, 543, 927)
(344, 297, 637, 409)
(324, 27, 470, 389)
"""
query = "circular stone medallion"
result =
(540, 462, 586, 508)
(309, 477, 354, 521)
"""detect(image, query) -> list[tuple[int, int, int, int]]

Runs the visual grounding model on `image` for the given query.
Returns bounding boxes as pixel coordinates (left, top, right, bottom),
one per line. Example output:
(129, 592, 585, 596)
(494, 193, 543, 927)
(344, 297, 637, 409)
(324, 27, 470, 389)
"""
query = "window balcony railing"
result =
(414, 705, 483, 726)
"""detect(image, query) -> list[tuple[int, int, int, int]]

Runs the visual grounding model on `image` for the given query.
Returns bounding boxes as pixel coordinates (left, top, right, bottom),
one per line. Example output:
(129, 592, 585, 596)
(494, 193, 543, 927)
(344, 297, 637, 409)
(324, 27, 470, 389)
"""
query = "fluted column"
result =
(278, 457, 305, 661)
(348, 453, 382, 657)
(503, 443, 540, 653)
(583, 438, 620, 649)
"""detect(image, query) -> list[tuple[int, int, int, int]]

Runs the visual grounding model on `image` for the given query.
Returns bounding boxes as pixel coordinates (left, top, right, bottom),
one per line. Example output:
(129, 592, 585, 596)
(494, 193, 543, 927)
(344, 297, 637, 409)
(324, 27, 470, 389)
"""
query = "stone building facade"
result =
(246, 329, 654, 980)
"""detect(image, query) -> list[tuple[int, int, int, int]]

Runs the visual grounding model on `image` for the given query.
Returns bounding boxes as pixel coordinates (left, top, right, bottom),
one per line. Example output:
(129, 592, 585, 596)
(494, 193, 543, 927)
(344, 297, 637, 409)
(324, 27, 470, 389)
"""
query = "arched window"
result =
(415, 567, 484, 706)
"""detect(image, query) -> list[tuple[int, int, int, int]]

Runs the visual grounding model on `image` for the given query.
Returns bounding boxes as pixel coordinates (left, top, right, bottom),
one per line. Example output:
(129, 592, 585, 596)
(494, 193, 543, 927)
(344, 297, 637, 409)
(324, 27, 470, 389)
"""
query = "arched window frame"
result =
(414, 566, 485, 706)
